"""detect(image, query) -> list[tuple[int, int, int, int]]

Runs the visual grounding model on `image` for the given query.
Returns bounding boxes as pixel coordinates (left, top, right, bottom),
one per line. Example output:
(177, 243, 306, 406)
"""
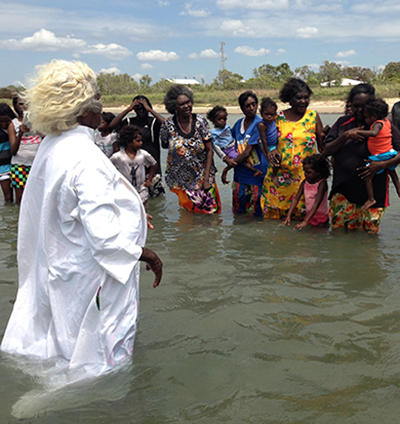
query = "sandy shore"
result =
(105, 98, 399, 115)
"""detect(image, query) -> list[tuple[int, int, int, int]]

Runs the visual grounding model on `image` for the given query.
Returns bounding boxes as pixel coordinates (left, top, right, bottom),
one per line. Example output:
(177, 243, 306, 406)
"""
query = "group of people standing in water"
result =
(156, 78, 400, 235)
(1, 60, 400, 385)
(0, 76, 399, 235)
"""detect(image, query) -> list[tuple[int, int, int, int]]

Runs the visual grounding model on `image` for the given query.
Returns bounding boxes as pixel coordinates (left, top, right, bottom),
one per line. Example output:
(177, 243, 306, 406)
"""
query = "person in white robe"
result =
(0, 60, 162, 379)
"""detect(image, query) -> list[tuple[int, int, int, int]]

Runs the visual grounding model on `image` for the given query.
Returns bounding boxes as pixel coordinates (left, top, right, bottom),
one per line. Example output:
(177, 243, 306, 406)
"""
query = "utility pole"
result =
(220, 42, 226, 71)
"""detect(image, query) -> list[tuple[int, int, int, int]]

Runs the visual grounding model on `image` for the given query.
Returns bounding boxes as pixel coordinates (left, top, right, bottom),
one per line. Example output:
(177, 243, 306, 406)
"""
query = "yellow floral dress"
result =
(261, 109, 317, 220)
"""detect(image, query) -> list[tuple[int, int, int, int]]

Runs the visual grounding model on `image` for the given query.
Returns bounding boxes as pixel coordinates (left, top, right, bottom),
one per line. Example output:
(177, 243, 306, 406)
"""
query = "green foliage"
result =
(97, 72, 139, 96)
(252, 63, 294, 87)
(341, 66, 376, 83)
(319, 61, 342, 85)
(0, 87, 13, 99)
(139, 75, 152, 92)
(383, 62, 400, 82)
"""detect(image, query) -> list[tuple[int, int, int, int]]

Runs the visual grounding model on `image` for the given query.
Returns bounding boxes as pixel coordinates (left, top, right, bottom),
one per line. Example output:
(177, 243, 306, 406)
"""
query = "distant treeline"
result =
(2, 61, 400, 107)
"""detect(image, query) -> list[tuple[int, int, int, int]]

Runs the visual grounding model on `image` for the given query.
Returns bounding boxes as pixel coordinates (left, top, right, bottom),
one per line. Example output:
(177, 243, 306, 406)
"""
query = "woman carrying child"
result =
(347, 97, 400, 210)
(207, 105, 262, 184)
(282, 154, 330, 230)
(231, 91, 268, 216)
(261, 78, 323, 221)
(257, 97, 280, 186)
(110, 125, 157, 208)
(322, 83, 400, 233)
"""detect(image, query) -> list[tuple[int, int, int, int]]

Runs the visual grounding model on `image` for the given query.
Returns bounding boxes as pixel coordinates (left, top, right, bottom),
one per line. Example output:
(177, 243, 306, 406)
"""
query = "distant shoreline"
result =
(105, 98, 399, 115)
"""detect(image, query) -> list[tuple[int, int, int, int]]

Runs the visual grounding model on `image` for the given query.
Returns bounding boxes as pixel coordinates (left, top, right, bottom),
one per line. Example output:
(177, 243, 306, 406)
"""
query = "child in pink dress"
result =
(282, 154, 330, 230)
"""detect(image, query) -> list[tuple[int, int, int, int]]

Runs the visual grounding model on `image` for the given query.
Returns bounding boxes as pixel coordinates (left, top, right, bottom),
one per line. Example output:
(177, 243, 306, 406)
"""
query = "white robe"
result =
(1, 125, 147, 378)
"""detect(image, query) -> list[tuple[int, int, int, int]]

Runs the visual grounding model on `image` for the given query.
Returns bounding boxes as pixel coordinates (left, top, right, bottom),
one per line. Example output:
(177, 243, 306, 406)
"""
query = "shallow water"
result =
(3, 113, 400, 423)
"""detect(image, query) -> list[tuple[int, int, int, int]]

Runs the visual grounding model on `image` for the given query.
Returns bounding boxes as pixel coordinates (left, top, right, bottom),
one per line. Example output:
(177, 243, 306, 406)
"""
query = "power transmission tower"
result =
(220, 42, 227, 71)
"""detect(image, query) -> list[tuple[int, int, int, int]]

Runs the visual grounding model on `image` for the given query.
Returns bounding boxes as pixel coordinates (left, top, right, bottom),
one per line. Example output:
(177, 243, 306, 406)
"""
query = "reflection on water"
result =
(2, 113, 400, 422)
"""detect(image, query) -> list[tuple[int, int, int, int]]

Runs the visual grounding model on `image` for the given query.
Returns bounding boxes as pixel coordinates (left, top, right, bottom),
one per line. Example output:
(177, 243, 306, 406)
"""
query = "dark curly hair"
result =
(260, 97, 277, 114)
(303, 154, 331, 180)
(348, 83, 375, 103)
(118, 124, 142, 148)
(364, 97, 388, 121)
(0, 103, 16, 119)
(101, 112, 116, 125)
(238, 91, 258, 112)
(207, 105, 227, 123)
(163, 85, 194, 115)
(279, 78, 312, 103)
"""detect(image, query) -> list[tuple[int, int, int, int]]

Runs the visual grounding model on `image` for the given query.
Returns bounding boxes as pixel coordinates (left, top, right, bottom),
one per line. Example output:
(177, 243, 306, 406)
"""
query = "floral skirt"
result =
(329, 193, 386, 234)
(171, 184, 221, 214)
(232, 182, 263, 217)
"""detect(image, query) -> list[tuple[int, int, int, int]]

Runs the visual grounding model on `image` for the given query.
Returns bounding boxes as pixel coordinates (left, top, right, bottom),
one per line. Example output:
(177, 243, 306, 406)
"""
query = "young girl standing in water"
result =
(282, 154, 330, 230)
(110, 125, 157, 207)
(207, 105, 261, 184)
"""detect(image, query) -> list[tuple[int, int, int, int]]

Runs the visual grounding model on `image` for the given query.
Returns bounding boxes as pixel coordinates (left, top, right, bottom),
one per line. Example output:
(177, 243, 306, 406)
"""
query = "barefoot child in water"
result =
(282, 154, 330, 230)
(349, 97, 400, 210)
(257, 97, 281, 186)
(207, 106, 262, 184)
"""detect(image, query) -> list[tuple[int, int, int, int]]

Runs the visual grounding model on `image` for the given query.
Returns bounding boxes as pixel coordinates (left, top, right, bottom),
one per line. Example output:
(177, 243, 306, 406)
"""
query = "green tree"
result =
(212, 69, 244, 90)
(319, 61, 342, 86)
(341, 66, 375, 83)
(97, 73, 139, 95)
(383, 62, 400, 82)
(139, 75, 153, 92)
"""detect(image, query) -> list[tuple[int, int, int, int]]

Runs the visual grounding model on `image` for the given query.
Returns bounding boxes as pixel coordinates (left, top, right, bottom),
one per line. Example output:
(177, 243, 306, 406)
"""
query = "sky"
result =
(1, 0, 400, 87)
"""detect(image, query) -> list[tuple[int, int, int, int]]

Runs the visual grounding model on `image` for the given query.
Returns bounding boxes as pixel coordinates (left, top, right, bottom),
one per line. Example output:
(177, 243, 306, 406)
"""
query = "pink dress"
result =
(304, 179, 329, 225)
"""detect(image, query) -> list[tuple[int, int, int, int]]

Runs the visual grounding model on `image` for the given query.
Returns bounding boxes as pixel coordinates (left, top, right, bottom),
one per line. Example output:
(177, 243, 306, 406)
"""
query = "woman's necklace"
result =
(177, 114, 192, 134)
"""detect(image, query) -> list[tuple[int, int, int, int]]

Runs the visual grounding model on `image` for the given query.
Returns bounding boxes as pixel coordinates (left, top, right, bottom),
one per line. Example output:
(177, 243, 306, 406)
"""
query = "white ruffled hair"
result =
(25, 60, 102, 135)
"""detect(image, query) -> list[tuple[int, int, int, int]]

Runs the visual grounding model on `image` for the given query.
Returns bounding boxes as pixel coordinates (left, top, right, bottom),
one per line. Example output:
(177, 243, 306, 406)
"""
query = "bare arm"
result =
(144, 163, 157, 187)
(234, 144, 253, 164)
(315, 113, 324, 152)
(8, 122, 19, 155)
(352, 122, 383, 138)
(322, 127, 363, 157)
(203, 140, 214, 190)
(258, 122, 270, 158)
(140, 99, 165, 125)
(282, 180, 305, 226)
(109, 99, 139, 130)
(294, 180, 328, 230)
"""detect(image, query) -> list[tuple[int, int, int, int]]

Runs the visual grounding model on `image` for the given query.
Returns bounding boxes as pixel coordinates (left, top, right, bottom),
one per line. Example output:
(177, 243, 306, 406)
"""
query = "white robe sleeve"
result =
(71, 159, 146, 285)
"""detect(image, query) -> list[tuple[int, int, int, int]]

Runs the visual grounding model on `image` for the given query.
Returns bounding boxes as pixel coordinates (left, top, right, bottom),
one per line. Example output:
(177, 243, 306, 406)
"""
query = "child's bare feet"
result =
(271, 174, 279, 186)
(362, 198, 376, 210)
(253, 170, 262, 177)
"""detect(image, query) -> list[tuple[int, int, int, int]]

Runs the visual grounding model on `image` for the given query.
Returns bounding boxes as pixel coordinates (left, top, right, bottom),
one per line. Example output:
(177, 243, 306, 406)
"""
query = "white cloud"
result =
(334, 60, 350, 66)
(99, 67, 121, 75)
(180, 3, 211, 17)
(137, 49, 180, 62)
(217, 0, 288, 10)
(234, 46, 269, 56)
(336, 49, 356, 58)
(132, 73, 142, 81)
(141, 63, 154, 69)
(81, 43, 132, 60)
(188, 49, 219, 59)
(307, 63, 320, 70)
(296, 26, 318, 38)
(220, 19, 245, 32)
(157, 0, 170, 5)
(277, 49, 286, 53)
(0, 28, 85, 51)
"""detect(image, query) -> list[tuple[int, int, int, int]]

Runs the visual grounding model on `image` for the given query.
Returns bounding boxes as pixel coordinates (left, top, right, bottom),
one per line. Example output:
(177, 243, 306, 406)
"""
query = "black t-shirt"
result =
(391, 101, 400, 130)
(323, 115, 400, 208)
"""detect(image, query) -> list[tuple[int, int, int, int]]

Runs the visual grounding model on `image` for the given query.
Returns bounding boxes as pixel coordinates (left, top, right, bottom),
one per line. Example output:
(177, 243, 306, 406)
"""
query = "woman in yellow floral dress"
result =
(261, 78, 323, 220)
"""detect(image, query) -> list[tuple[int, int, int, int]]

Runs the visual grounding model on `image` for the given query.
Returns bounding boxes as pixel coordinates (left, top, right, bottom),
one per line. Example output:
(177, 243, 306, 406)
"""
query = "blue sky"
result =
(1, 0, 400, 87)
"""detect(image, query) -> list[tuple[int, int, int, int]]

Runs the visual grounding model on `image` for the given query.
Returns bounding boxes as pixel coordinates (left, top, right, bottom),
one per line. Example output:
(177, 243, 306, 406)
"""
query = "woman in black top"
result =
(322, 83, 400, 233)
